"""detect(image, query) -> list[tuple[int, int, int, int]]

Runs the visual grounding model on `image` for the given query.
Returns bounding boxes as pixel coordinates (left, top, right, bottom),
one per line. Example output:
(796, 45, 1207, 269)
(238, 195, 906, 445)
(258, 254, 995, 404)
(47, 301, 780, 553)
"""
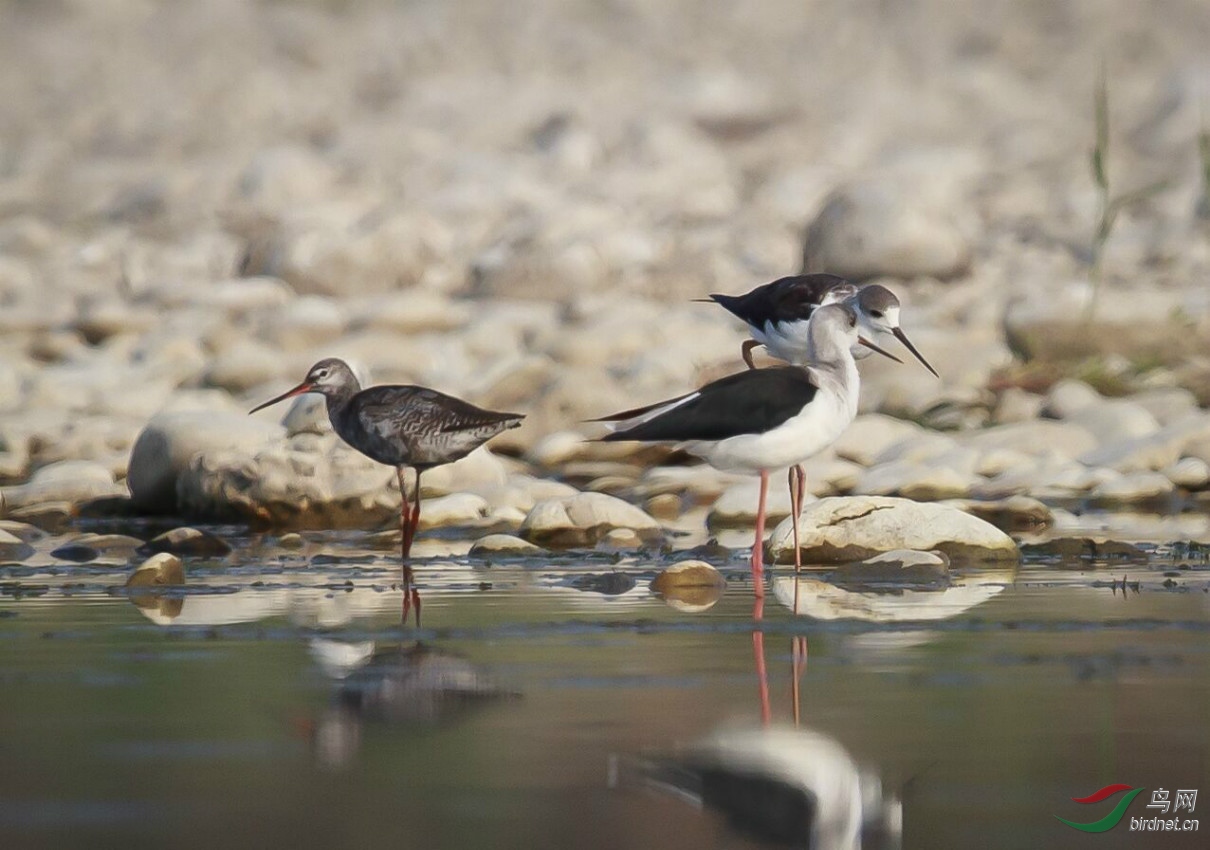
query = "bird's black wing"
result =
(601, 367, 819, 443)
(707, 274, 850, 327)
(587, 390, 696, 423)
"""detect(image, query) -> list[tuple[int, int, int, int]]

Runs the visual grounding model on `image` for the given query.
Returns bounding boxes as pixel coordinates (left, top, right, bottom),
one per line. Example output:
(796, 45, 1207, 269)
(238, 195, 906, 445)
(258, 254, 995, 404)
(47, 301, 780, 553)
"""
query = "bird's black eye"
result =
(870, 310, 884, 319)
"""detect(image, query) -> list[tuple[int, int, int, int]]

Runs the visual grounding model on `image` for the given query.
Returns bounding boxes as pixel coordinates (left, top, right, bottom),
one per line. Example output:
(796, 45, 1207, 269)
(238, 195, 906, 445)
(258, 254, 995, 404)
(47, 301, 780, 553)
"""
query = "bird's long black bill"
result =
(892, 327, 939, 378)
(249, 382, 313, 414)
(858, 336, 902, 364)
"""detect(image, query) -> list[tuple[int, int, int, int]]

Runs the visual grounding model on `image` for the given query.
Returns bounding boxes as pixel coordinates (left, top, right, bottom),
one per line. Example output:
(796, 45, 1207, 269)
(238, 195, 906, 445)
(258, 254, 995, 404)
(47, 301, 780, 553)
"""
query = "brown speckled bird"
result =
(251, 358, 523, 621)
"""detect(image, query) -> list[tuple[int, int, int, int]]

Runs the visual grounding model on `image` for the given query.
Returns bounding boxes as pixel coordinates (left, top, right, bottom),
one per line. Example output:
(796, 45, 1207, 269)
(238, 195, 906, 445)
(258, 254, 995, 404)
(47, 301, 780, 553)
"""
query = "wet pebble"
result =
(570, 572, 636, 595)
(519, 492, 662, 548)
(0, 529, 35, 562)
(126, 553, 186, 587)
(650, 560, 725, 612)
(50, 544, 99, 563)
(138, 527, 233, 558)
(469, 534, 542, 557)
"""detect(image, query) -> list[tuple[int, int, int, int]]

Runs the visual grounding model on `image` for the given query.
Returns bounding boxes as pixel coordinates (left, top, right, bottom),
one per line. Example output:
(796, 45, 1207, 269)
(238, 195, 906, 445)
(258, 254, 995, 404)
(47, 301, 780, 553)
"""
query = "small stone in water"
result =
(571, 572, 635, 595)
(650, 560, 725, 611)
(50, 544, 99, 563)
(126, 553, 186, 587)
(138, 527, 232, 558)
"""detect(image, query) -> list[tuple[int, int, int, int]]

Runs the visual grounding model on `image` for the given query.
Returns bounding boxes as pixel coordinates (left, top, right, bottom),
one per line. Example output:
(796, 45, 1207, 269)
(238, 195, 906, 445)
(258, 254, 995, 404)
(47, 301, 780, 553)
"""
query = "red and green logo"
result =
(1056, 784, 1145, 832)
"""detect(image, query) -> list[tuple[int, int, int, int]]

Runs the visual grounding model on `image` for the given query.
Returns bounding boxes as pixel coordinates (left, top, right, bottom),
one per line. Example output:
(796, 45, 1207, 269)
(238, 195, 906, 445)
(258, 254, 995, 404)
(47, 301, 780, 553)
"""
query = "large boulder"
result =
(767, 496, 1019, 565)
(175, 435, 396, 528)
(801, 180, 972, 281)
(1, 460, 124, 511)
(127, 411, 285, 512)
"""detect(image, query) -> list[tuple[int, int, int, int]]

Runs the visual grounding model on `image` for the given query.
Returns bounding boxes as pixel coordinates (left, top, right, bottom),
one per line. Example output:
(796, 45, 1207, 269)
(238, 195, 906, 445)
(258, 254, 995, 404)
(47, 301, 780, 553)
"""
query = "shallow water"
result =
(2, 531, 1208, 850)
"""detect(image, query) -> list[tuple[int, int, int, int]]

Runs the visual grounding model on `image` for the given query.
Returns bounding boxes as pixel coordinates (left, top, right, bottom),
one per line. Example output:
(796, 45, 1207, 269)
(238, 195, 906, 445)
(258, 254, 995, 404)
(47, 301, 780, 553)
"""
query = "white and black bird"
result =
(705, 273, 938, 377)
(594, 304, 898, 595)
(250, 358, 524, 622)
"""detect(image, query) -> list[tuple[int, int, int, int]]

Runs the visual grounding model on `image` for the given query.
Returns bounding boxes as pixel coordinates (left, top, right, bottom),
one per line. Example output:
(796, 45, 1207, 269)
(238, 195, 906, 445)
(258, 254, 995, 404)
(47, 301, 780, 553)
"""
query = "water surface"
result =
(2, 531, 1208, 849)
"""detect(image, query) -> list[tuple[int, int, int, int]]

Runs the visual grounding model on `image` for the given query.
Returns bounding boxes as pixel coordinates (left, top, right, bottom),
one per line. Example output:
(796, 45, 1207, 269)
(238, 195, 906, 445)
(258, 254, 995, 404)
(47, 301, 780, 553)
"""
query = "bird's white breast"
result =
(682, 380, 854, 474)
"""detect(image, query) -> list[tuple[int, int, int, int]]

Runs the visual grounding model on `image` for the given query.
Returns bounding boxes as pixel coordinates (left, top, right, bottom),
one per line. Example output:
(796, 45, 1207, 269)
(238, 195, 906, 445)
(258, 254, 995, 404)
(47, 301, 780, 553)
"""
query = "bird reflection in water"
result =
(305, 639, 518, 769)
(612, 577, 901, 849)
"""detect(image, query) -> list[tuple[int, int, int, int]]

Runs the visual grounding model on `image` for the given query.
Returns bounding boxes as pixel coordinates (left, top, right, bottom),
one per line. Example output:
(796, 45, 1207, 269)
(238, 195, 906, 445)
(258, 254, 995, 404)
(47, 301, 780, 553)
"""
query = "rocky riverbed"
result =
(3, 0, 1210, 567)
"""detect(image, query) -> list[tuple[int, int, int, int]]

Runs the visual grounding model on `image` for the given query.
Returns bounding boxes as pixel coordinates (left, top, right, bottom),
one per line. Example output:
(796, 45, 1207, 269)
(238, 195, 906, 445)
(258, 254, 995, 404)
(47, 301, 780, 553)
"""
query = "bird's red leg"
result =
(752, 594, 771, 726)
(397, 467, 415, 625)
(742, 340, 760, 370)
(409, 471, 423, 627)
(788, 464, 806, 575)
(751, 469, 769, 598)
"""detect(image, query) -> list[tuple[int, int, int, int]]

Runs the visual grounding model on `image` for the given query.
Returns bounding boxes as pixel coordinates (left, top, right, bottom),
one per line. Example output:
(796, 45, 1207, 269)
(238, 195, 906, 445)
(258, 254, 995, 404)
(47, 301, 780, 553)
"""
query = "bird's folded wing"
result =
(600, 367, 819, 442)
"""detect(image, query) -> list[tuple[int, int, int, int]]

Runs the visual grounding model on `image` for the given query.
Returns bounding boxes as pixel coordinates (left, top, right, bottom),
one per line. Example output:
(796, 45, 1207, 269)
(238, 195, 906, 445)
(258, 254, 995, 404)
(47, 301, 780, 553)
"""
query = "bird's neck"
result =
(807, 337, 860, 416)
(322, 384, 359, 422)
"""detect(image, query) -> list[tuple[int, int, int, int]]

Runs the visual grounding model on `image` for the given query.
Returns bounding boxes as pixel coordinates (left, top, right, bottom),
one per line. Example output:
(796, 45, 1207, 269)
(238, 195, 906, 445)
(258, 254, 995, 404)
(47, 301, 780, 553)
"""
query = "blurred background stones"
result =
(1, 0, 1209, 536)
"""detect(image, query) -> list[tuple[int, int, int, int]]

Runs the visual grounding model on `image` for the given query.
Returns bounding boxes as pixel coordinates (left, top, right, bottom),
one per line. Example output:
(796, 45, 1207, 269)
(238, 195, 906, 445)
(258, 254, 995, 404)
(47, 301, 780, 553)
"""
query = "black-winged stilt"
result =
(705, 273, 938, 377)
(594, 304, 895, 595)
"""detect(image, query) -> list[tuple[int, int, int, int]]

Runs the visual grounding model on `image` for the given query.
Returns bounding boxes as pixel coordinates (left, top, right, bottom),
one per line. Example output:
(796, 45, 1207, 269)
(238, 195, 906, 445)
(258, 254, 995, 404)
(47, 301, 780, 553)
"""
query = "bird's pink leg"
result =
(788, 464, 806, 575)
(791, 635, 808, 726)
(751, 469, 769, 598)
(742, 340, 760, 370)
(752, 595, 771, 726)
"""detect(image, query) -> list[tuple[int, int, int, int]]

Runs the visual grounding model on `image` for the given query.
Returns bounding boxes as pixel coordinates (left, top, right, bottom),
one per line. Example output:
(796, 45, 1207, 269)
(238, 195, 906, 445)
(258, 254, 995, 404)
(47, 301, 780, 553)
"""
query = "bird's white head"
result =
(850, 286, 938, 377)
(808, 304, 902, 366)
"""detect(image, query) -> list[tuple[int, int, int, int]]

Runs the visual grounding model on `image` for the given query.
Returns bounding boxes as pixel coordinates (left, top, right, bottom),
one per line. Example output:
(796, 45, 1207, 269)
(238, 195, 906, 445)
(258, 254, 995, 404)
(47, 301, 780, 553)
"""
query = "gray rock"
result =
(992, 388, 1045, 424)
(126, 553, 186, 587)
(1129, 387, 1200, 426)
(1090, 472, 1175, 504)
(959, 420, 1098, 460)
(1163, 457, 1210, 490)
(0, 529, 34, 562)
(830, 549, 951, 587)
(852, 461, 977, 500)
(469, 534, 542, 557)
(801, 180, 971, 280)
(519, 492, 662, 548)
(831, 414, 923, 466)
(138, 527, 233, 558)
(127, 411, 285, 511)
(1066, 400, 1161, 446)
(767, 496, 1019, 564)
(942, 496, 1054, 532)
(1042, 380, 1102, 419)
(707, 478, 803, 530)
(175, 436, 396, 528)
(415, 493, 491, 530)
(0, 460, 124, 511)
(650, 560, 725, 612)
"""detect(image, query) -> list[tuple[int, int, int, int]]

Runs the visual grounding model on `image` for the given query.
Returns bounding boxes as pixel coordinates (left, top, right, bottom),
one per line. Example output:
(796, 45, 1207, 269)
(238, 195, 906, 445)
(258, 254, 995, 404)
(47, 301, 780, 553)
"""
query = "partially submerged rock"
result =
(469, 533, 542, 558)
(0, 529, 34, 562)
(126, 552, 186, 587)
(767, 496, 1019, 565)
(829, 549, 951, 588)
(519, 492, 662, 548)
(138, 526, 232, 558)
(127, 411, 285, 511)
(943, 496, 1054, 533)
(650, 560, 726, 612)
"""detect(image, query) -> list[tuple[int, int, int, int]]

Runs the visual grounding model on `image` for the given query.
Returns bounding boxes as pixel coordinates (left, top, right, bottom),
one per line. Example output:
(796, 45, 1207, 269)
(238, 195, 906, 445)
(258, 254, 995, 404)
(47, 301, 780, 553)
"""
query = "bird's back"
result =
(709, 274, 850, 328)
(336, 385, 523, 468)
